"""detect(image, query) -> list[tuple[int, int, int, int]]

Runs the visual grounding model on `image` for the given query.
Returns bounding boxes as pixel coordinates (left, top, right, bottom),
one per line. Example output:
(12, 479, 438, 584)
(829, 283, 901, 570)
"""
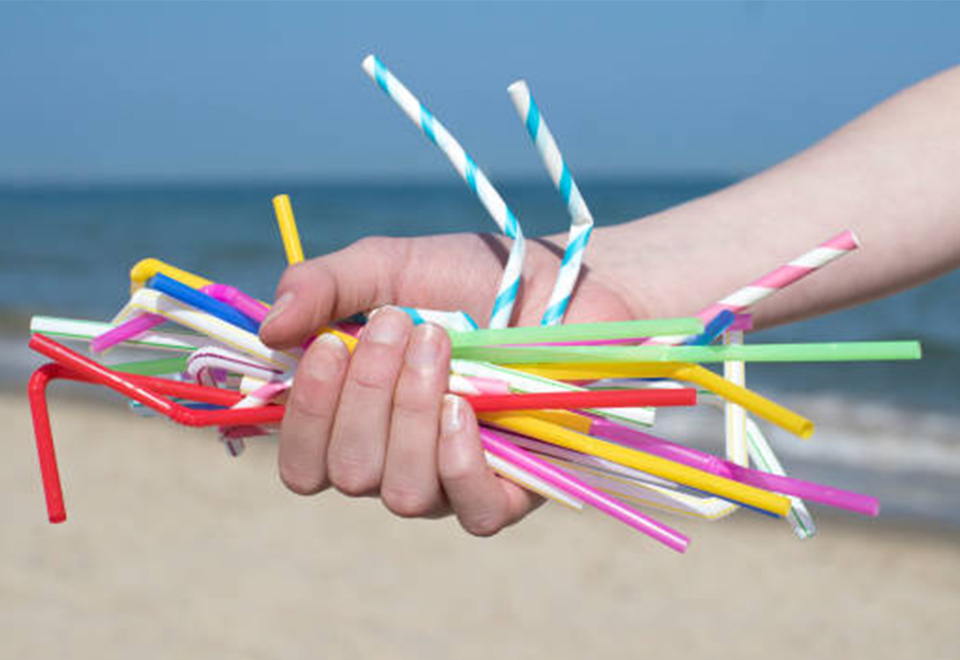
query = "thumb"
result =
(259, 237, 408, 349)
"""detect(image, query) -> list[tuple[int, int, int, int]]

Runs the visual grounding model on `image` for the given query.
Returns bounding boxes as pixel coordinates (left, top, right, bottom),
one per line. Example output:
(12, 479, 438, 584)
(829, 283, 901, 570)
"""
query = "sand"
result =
(2, 391, 959, 660)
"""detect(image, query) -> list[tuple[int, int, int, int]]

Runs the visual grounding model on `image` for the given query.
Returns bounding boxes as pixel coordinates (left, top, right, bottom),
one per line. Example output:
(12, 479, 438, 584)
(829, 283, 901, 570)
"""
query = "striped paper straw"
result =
(362, 55, 525, 328)
(647, 229, 860, 345)
(508, 81, 595, 326)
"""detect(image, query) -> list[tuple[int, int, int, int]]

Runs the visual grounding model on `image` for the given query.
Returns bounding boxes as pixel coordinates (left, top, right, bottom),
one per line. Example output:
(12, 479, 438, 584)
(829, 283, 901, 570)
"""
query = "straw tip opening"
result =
(507, 80, 528, 94)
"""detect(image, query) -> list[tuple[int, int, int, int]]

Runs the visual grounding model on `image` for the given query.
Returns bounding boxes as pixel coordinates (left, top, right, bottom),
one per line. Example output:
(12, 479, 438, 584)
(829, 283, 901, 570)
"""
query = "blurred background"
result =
(2, 3, 958, 659)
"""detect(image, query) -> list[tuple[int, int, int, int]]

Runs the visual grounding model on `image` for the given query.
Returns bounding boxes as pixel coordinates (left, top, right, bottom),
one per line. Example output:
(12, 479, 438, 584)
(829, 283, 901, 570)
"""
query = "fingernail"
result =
(261, 292, 294, 330)
(363, 306, 408, 346)
(406, 324, 443, 369)
(304, 333, 347, 381)
(442, 395, 465, 435)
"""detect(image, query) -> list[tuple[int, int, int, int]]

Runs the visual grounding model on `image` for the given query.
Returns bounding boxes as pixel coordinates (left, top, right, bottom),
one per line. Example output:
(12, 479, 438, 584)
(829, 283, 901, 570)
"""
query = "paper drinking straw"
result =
(480, 428, 689, 552)
(464, 388, 696, 412)
(400, 307, 479, 332)
(273, 194, 305, 265)
(647, 230, 860, 345)
(362, 55, 525, 328)
(453, 340, 922, 365)
(479, 411, 792, 516)
(120, 288, 298, 370)
(30, 316, 203, 353)
(507, 80, 595, 326)
(452, 359, 656, 427)
(511, 361, 814, 438)
(448, 317, 703, 348)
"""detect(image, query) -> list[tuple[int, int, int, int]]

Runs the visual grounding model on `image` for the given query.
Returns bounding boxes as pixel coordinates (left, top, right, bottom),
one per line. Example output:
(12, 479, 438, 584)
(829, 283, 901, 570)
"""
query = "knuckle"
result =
(278, 462, 328, 496)
(382, 485, 435, 519)
(328, 454, 380, 497)
(462, 512, 505, 538)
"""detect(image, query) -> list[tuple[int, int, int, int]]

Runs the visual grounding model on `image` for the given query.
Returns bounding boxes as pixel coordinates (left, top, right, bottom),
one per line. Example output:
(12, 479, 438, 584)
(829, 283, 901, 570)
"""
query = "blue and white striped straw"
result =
(507, 80, 595, 326)
(362, 55, 525, 329)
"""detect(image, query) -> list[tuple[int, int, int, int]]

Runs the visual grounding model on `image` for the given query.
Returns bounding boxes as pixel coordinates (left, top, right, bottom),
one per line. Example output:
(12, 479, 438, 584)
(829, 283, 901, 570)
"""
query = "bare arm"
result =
(589, 64, 960, 328)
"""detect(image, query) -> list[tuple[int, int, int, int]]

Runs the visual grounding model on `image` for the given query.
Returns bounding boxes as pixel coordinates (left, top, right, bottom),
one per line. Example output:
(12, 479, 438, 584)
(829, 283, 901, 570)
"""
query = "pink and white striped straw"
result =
(646, 230, 860, 345)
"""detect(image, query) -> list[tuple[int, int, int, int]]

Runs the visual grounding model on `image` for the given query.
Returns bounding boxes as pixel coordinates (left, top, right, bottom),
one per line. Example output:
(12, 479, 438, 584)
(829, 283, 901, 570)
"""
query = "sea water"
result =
(3, 179, 958, 526)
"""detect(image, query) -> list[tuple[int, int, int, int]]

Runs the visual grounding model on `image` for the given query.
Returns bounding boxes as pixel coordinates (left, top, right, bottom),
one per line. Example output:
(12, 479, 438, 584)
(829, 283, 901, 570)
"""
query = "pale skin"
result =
(259, 64, 960, 536)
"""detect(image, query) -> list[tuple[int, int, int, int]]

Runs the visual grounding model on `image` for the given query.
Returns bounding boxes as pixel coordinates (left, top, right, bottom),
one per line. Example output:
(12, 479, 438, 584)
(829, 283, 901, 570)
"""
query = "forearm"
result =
(590, 64, 960, 328)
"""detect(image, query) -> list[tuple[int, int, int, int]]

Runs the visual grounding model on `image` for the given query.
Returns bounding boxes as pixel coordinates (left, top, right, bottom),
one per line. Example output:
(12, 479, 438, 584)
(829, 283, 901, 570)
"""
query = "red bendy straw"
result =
(27, 334, 286, 523)
(463, 387, 696, 412)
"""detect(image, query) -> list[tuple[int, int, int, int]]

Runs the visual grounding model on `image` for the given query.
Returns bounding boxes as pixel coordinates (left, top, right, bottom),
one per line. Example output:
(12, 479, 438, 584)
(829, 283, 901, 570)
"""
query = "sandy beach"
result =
(2, 390, 958, 660)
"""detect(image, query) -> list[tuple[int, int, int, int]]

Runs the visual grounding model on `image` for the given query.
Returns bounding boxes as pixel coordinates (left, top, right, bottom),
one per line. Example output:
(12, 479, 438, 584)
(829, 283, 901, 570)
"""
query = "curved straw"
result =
(507, 80, 595, 326)
(362, 54, 525, 328)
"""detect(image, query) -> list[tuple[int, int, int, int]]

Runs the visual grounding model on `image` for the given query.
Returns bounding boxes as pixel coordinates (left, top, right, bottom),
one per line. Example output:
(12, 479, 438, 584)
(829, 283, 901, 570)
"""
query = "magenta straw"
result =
(90, 313, 167, 354)
(202, 284, 270, 323)
(587, 416, 879, 516)
(480, 427, 689, 552)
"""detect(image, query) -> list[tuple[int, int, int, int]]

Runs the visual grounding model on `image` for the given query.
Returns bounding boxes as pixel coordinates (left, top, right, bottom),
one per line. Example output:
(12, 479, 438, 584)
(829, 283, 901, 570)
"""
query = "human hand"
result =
(259, 232, 634, 535)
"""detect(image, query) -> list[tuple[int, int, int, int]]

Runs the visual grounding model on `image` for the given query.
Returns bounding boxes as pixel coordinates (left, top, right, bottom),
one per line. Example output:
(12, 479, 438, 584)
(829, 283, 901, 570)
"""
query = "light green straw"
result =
(447, 317, 704, 348)
(111, 356, 190, 376)
(451, 341, 922, 364)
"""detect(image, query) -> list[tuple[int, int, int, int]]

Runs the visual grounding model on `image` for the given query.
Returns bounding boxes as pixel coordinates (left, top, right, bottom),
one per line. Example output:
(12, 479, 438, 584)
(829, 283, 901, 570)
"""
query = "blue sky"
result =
(1, 2, 958, 184)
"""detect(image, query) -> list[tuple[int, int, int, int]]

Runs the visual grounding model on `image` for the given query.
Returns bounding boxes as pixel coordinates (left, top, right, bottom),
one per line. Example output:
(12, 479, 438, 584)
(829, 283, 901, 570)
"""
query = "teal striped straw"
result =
(508, 80, 595, 326)
(362, 55, 525, 329)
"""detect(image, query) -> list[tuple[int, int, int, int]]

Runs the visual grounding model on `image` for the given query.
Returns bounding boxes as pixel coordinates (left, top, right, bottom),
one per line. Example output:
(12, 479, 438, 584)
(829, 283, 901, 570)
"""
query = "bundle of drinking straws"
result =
(25, 56, 922, 552)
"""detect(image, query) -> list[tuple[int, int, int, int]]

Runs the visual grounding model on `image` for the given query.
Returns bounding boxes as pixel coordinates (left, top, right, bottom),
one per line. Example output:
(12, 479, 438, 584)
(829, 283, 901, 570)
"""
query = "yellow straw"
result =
(272, 194, 306, 265)
(271, 194, 357, 351)
(129, 258, 213, 293)
(479, 411, 792, 517)
(510, 362, 814, 439)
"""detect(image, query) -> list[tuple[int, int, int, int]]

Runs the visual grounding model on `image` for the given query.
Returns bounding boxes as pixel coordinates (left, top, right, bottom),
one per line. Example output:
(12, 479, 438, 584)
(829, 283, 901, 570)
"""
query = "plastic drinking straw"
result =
(452, 359, 656, 427)
(480, 428, 689, 552)
(479, 410, 793, 517)
(723, 329, 749, 466)
(269, 195, 359, 351)
(448, 317, 703, 348)
(91, 313, 167, 354)
(186, 346, 283, 383)
(362, 55, 525, 329)
(646, 230, 860, 345)
(452, 340, 922, 365)
(31, 316, 202, 353)
(400, 307, 479, 332)
(148, 273, 261, 334)
(507, 80, 595, 327)
(512, 361, 815, 439)
(30, 336, 286, 427)
(110, 356, 190, 376)
(273, 194, 305, 265)
(684, 310, 736, 346)
(503, 432, 684, 491)
(584, 413, 877, 515)
(730, 314, 753, 332)
(129, 257, 213, 293)
(119, 288, 298, 371)
(483, 450, 584, 511)
(464, 388, 696, 412)
(203, 283, 271, 323)
(743, 415, 818, 538)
